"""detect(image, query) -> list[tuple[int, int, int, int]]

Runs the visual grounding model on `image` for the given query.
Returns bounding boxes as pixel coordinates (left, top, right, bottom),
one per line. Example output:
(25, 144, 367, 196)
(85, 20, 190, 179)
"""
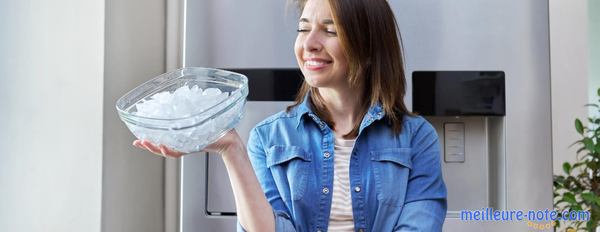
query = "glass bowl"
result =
(116, 67, 248, 153)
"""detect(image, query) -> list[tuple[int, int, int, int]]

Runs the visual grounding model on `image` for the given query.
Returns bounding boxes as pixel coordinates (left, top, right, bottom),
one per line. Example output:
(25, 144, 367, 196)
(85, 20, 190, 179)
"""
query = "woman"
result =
(134, 0, 447, 231)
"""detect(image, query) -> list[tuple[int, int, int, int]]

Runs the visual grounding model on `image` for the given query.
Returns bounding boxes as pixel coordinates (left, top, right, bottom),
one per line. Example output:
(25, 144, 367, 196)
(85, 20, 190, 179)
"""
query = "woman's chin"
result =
(304, 77, 327, 88)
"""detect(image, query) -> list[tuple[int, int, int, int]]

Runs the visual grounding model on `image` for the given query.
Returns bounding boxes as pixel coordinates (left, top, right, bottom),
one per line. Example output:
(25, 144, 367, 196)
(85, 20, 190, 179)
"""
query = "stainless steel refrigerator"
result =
(177, 0, 552, 231)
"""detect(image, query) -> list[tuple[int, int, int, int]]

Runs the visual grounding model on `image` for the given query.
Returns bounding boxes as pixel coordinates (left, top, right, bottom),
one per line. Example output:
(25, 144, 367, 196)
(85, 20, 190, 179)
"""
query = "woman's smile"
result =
(303, 57, 333, 71)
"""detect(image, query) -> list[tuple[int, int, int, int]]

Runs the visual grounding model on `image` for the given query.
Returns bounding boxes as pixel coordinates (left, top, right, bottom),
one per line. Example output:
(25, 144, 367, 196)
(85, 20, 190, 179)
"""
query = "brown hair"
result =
(287, 0, 410, 138)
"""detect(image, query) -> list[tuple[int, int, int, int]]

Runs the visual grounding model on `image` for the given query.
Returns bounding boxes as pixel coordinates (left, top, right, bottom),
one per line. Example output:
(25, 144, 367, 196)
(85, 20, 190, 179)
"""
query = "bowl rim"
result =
(120, 95, 247, 131)
(115, 67, 248, 122)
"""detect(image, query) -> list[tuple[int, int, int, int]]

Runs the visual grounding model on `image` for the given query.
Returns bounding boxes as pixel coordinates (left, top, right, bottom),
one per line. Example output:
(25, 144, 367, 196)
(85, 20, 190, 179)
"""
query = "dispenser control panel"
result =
(444, 122, 465, 163)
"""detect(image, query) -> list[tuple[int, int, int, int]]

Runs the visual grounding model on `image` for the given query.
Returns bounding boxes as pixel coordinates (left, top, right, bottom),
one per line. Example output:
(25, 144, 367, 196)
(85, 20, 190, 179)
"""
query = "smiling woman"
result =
(289, 0, 409, 140)
(134, 0, 447, 231)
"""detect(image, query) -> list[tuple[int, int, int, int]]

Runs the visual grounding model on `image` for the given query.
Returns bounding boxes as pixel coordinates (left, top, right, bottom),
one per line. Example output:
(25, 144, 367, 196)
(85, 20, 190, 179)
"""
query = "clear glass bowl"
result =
(116, 67, 248, 153)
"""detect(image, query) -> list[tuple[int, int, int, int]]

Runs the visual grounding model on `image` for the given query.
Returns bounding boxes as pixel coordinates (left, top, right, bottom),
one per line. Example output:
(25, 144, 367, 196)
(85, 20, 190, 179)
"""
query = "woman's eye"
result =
(296, 28, 336, 36)
(325, 30, 337, 36)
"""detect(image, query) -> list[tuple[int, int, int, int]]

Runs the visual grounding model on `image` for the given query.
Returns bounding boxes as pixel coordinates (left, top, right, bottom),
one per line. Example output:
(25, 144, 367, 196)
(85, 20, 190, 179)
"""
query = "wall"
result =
(549, 0, 590, 176)
(0, 0, 104, 231)
(591, 0, 600, 109)
(102, 0, 166, 231)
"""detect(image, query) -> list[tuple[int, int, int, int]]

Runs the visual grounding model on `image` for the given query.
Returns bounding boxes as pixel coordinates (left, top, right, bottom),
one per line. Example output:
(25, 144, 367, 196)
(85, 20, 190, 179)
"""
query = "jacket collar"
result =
(293, 91, 386, 132)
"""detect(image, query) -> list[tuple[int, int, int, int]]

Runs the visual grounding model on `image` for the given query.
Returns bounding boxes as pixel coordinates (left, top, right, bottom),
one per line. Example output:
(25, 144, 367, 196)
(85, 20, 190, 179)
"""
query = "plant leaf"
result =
(572, 162, 586, 169)
(563, 162, 572, 175)
(581, 192, 599, 205)
(564, 192, 577, 205)
(585, 104, 599, 108)
(570, 139, 584, 148)
(575, 119, 584, 135)
(583, 138, 595, 153)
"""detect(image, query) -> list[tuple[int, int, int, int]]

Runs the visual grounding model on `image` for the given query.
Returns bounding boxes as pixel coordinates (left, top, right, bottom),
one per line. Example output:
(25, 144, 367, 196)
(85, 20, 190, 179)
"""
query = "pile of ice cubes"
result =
(127, 84, 244, 153)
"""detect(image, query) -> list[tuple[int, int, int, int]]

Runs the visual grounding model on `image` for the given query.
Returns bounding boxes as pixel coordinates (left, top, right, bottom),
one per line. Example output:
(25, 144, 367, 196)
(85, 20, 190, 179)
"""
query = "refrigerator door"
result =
(181, 101, 292, 231)
(180, 0, 552, 231)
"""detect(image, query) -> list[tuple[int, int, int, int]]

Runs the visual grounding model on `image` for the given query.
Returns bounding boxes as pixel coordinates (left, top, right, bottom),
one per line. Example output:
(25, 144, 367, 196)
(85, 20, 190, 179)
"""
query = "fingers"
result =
(132, 140, 145, 150)
(133, 140, 142, 148)
(140, 140, 163, 154)
(159, 144, 183, 158)
(132, 140, 183, 158)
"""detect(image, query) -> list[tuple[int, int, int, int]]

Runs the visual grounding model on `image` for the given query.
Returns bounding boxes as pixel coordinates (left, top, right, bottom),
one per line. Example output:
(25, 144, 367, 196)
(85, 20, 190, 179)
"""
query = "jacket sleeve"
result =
(395, 118, 447, 231)
(237, 127, 296, 232)
(237, 210, 296, 232)
(394, 199, 446, 231)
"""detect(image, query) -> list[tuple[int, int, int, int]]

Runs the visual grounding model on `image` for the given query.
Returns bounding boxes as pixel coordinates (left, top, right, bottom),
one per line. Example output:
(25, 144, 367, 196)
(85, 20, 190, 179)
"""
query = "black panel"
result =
(223, 68, 304, 101)
(412, 71, 505, 116)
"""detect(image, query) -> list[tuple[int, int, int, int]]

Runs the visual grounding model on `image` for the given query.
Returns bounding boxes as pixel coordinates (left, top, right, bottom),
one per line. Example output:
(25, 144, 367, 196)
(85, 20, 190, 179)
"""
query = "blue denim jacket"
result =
(238, 97, 447, 232)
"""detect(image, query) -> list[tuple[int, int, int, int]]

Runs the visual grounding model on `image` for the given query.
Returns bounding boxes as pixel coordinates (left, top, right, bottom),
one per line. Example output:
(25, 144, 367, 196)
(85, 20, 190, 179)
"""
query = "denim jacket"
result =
(238, 97, 447, 232)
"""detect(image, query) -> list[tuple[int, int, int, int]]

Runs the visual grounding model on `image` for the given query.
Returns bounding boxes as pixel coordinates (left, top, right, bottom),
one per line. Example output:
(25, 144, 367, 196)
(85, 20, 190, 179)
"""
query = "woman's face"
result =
(294, 0, 348, 89)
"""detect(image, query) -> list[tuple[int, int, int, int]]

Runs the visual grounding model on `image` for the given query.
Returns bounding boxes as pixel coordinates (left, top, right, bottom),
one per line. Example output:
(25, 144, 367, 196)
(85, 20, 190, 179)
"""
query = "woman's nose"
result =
(303, 30, 323, 52)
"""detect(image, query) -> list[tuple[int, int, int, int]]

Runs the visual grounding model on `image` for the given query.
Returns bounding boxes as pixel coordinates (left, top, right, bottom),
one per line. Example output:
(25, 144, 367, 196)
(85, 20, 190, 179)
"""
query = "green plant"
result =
(554, 88, 600, 231)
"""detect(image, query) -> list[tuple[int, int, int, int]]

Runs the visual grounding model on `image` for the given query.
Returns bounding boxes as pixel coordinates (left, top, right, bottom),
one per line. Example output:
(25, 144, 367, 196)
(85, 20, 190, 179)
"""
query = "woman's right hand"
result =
(132, 129, 245, 158)
(132, 139, 183, 158)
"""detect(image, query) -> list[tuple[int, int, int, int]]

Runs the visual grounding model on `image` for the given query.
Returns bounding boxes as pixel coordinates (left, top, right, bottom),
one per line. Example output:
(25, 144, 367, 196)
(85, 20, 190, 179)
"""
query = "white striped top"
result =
(327, 137, 356, 231)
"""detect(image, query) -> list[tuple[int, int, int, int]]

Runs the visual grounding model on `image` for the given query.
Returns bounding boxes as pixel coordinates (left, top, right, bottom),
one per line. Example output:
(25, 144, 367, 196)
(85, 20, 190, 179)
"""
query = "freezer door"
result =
(205, 101, 293, 216)
(181, 69, 302, 232)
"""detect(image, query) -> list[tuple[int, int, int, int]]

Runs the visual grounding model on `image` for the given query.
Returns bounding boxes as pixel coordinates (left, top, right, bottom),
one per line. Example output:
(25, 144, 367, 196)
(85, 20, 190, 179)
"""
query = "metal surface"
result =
(181, 0, 552, 231)
(427, 117, 504, 214)
(391, 0, 552, 230)
(181, 101, 291, 232)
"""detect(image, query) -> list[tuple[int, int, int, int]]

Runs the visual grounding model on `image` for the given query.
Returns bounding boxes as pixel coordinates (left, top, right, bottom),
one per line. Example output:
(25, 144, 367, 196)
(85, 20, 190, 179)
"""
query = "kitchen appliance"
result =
(177, 0, 552, 231)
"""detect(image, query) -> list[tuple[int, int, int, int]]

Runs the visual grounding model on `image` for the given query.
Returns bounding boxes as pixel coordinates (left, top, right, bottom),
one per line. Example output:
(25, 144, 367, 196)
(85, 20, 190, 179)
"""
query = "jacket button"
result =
(322, 187, 330, 194)
(354, 186, 361, 192)
(323, 151, 331, 158)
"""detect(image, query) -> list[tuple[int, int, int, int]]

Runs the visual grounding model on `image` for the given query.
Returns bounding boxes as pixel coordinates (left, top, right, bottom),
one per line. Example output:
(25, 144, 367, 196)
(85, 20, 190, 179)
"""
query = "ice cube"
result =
(203, 88, 222, 96)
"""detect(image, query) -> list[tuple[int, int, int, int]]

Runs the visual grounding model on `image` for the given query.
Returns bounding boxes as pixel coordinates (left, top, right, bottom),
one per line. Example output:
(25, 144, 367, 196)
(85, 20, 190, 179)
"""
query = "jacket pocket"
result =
(267, 145, 312, 201)
(370, 148, 412, 207)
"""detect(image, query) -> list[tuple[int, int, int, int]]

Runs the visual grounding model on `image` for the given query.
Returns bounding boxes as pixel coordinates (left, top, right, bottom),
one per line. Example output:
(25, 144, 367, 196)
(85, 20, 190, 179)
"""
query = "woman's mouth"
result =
(304, 58, 332, 71)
